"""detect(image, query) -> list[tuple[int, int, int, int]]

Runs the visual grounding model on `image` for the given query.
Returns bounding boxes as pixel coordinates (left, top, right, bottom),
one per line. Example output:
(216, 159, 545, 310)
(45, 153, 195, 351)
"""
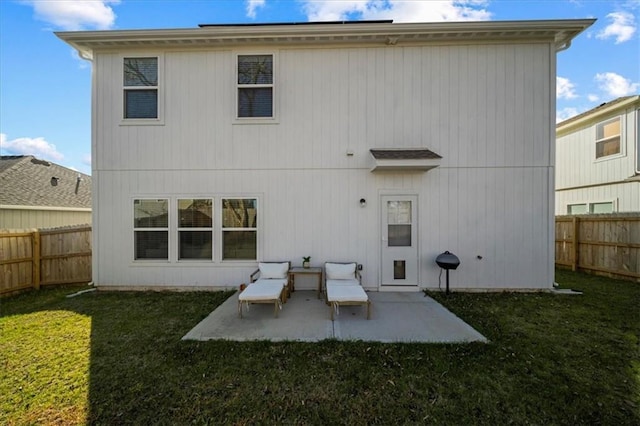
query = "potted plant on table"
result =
(302, 256, 311, 269)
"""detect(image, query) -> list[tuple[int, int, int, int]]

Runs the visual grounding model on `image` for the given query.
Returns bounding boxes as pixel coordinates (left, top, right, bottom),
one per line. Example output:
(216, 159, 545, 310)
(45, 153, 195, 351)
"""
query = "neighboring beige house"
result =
(57, 19, 593, 292)
(556, 95, 640, 215)
(0, 155, 92, 229)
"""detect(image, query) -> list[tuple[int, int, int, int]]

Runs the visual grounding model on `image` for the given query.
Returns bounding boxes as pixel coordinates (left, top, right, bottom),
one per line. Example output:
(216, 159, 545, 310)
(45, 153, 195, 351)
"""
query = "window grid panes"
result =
(237, 55, 273, 118)
(124, 57, 158, 119)
(222, 199, 257, 260)
(134, 199, 169, 260)
(178, 199, 213, 260)
(595, 117, 621, 159)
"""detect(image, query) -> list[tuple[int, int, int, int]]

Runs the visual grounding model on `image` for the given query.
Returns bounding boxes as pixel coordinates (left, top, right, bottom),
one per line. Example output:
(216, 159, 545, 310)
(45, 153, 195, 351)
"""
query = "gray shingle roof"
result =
(0, 156, 91, 208)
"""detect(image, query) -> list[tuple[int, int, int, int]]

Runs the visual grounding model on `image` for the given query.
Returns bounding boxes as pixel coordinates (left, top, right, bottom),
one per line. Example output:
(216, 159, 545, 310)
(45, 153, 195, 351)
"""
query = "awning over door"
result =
(369, 148, 442, 172)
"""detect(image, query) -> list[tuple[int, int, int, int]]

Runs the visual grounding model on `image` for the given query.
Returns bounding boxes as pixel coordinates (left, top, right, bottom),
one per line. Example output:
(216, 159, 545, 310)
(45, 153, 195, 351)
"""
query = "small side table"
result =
(289, 267, 323, 299)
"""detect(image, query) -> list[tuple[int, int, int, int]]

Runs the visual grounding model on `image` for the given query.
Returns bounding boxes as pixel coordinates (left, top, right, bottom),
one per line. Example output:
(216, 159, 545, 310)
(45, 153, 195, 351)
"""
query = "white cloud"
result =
(556, 107, 579, 123)
(0, 133, 64, 162)
(595, 72, 640, 97)
(82, 154, 92, 167)
(301, 0, 491, 23)
(596, 11, 636, 44)
(246, 0, 266, 19)
(587, 94, 600, 102)
(557, 77, 577, 100)
(22, 0, 119, 30)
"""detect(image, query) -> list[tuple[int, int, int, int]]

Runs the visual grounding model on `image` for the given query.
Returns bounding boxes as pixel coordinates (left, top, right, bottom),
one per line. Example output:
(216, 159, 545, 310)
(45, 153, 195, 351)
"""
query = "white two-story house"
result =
(57, 19, 593, 292)
(556, 95, 640, 215)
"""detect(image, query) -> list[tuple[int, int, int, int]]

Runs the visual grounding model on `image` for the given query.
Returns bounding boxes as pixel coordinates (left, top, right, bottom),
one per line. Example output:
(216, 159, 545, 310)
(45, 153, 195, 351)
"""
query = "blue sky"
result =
(1, 0, 638, 175)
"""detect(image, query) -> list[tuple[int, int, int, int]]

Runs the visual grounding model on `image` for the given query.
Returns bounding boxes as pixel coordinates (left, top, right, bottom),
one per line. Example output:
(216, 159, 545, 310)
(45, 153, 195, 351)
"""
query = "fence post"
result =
(33, 231, 41, 290)
(571, 216, 579, 272)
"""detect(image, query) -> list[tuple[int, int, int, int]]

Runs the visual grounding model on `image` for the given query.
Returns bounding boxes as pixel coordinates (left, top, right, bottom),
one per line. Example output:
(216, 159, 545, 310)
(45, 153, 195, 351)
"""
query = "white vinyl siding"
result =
(93, 42, 557, 290)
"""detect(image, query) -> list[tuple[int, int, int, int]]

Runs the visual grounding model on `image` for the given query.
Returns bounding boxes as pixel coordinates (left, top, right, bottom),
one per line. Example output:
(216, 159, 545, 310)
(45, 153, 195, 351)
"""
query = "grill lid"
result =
(436, 251, 460, 270)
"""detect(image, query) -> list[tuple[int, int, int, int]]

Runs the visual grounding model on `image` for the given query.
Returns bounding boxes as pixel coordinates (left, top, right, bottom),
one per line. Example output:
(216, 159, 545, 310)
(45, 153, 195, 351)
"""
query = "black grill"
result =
(436, 251, 460, 294)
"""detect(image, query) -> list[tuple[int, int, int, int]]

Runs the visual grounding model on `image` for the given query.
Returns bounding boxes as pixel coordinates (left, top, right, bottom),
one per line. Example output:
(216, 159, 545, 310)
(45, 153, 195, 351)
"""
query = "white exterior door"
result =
(381, 195, 418, 287)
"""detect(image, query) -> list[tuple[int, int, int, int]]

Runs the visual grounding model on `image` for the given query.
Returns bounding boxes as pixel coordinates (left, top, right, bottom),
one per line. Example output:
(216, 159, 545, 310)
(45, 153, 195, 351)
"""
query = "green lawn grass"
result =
(1, 269, 638, 425)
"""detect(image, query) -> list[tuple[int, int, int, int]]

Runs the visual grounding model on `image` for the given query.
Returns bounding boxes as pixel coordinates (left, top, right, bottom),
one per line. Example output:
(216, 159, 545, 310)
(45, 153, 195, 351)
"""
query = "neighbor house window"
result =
(134, 199, 169, 260)
(124, 57, 159, 119)
(178, 199, 213, 260)
(222, 198, 257, 260)
(595, 117, 621, 159)
(590, 202, 614, 214)
(567, 204, 588, 215)
(237, 54, 273, 118)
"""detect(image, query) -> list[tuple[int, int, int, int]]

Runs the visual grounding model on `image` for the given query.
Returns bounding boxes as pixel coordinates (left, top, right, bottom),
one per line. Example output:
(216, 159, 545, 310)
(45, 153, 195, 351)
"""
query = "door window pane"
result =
(388, 201, 412, 246)
(389, 225, 411, 247)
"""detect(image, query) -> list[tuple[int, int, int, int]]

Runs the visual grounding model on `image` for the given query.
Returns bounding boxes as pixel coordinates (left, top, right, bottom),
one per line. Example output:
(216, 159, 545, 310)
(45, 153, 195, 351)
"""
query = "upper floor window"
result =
(237, 54, 273, 119)
(124, 57, 158, 119)
(595, 117, 621, 159)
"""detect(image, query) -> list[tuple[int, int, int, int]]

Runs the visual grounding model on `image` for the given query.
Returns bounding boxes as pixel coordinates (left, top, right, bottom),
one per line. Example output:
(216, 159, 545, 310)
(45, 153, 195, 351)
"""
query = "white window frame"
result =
(177, 198, 214, 261)
(221, 197, 259, 262)
(595, 116, 622, 160)
(131, 196, 261, 263)
(234, 52, 278, 124)
(133, 198, 170, 262)
(121, 54, 165, 126)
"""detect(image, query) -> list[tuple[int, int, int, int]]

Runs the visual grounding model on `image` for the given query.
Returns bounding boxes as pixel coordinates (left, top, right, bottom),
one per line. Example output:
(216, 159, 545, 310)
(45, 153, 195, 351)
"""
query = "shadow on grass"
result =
(1, 269, 639, 424)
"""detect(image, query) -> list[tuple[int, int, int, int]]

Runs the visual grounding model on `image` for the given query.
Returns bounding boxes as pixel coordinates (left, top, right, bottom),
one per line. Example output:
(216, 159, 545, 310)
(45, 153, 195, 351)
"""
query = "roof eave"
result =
(55, 19, 596, 58)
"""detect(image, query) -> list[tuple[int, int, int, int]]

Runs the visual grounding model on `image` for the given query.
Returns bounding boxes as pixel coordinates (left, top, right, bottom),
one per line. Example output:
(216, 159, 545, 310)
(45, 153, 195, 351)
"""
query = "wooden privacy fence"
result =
(0, 225, 92, 296)
(556, 214, 640, 282)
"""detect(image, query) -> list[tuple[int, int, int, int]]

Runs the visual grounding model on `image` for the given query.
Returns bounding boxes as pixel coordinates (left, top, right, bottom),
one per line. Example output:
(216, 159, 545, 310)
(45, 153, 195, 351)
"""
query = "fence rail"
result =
(555, 214, 640, 282)
(0, 225, 92, 296)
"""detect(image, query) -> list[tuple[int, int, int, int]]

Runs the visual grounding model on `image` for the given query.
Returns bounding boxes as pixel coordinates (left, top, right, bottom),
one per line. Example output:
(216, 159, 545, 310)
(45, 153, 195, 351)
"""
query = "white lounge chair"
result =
(324, 262, 371, 320)
(238, 261, 290, 318)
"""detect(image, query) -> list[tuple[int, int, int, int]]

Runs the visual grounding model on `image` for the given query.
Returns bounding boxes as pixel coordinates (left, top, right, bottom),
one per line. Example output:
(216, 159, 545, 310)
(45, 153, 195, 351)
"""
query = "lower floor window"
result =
(133, 197, 258, 262)
(134, 199, 169, 260)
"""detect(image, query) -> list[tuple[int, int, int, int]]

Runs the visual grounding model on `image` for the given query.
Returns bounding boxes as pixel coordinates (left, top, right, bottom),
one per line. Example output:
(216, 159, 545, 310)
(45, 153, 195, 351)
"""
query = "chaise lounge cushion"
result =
(326, 278, 360, 287)
(258, 262, 289, 279)
(327, 285, 368, 302)
(325, 262, 357, 280)
(239, 281, 284, 302)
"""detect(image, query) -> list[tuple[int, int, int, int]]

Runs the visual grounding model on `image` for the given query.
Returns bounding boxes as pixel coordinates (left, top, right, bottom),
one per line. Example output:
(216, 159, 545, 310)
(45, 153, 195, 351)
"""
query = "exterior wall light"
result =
(360, 198, 366, 207)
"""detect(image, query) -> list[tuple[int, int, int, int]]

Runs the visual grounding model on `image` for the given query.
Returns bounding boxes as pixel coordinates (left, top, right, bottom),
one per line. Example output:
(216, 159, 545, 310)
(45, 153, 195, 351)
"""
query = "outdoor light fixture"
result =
(50, 177, 59, 186)
(360, 198, 367, 207)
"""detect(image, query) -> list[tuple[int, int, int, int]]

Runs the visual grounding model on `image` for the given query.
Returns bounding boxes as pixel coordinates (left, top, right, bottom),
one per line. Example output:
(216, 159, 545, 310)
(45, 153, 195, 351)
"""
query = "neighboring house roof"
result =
(0, 156, 91, 209)
(56, 19, 595, 61)
(557, 95, 640, 134)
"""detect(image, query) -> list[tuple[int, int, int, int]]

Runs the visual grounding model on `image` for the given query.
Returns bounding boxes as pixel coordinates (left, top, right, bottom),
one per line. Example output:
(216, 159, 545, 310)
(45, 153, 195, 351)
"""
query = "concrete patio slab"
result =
(182, 290, 487, 343)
